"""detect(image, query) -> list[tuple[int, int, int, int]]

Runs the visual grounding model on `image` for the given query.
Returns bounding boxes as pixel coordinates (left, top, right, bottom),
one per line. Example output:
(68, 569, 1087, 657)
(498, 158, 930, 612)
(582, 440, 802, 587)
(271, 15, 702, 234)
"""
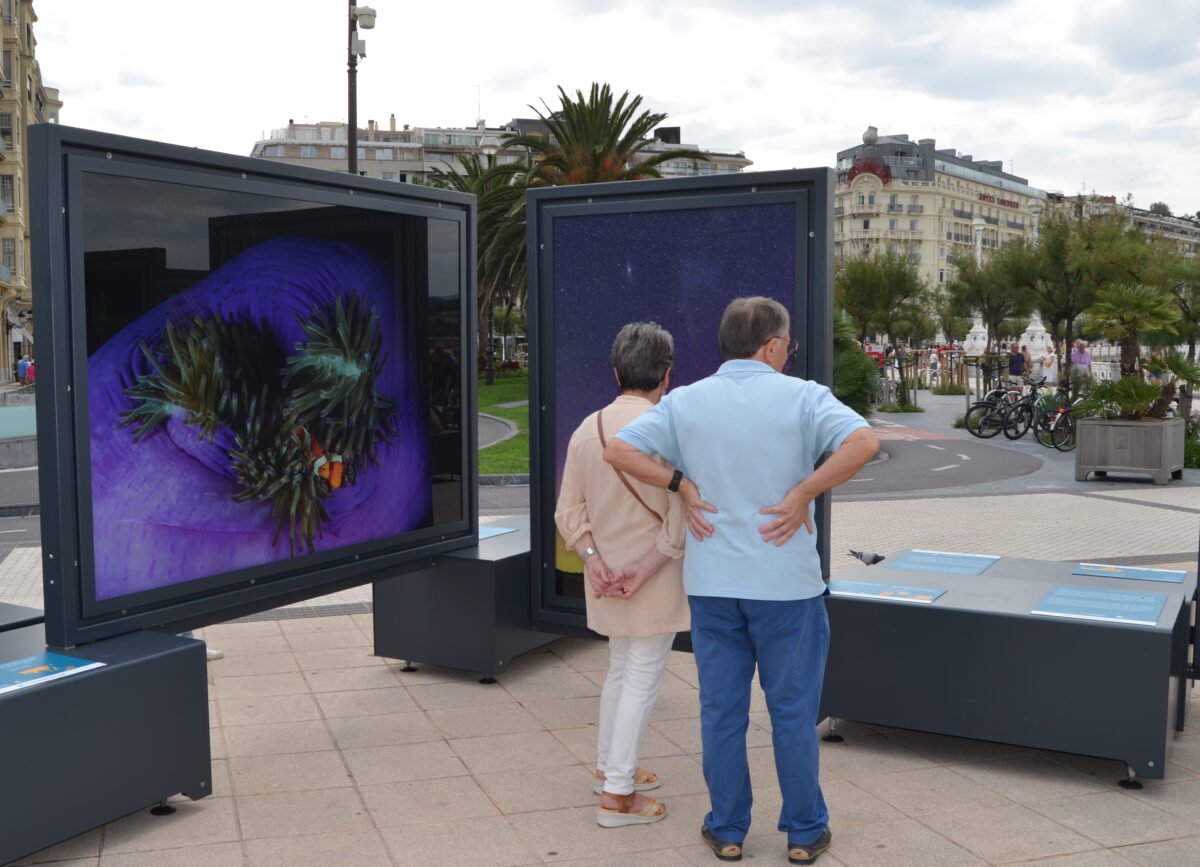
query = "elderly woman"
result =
(555, 322, 689, 828)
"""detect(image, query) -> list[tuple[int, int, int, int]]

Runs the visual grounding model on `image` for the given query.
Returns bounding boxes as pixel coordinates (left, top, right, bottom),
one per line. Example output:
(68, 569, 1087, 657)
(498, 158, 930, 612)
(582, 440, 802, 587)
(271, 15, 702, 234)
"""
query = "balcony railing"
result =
(952, 208, 974, 219)
(886, 204, 904, 213)
(983, 215, 1000, 225)
(907, 204, 924, 213)
(1006, 220, 1025, 230)
(833, 206, 844, 216)
(847, 202, 881, 216)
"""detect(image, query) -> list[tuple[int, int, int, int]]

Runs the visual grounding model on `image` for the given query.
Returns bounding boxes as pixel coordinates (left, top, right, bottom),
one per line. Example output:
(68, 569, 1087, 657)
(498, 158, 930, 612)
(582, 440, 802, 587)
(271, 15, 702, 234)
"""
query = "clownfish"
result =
(294, 426, 344, 489)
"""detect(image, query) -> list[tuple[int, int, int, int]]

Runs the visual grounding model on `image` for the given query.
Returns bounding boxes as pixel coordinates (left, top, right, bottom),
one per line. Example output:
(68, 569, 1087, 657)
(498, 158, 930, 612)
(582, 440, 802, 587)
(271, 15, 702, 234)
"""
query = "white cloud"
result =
(31, 0, 1200, 213)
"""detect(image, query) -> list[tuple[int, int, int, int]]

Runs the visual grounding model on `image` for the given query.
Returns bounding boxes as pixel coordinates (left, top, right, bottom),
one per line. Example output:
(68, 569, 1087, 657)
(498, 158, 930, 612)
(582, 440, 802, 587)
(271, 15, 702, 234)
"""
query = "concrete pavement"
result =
(3, 391, 1200, 865)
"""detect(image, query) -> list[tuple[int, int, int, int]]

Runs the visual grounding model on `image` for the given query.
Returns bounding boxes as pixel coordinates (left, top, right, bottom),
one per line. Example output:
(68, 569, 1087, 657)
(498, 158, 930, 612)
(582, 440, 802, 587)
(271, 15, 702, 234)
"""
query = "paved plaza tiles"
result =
(4, 396, 1200, 865)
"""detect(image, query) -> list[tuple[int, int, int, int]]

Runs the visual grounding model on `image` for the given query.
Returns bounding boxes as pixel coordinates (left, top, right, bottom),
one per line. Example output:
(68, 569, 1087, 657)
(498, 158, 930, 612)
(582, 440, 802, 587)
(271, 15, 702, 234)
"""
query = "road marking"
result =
(849, 478, 874, 482)
(958, 454, 972, 461)
(0, 466, 35, 474)
(925, 444, 945, 450)
(930, 464, 960, 472)
(0, 529, 25, 534)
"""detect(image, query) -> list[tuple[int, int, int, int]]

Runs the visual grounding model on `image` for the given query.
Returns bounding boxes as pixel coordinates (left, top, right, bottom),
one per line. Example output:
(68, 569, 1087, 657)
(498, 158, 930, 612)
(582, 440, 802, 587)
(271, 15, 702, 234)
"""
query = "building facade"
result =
(249, 117, 752, 183)
(834, 127, 1045, 289)
(1, 0, 59, 381)
(1130, 207, 1200, 259)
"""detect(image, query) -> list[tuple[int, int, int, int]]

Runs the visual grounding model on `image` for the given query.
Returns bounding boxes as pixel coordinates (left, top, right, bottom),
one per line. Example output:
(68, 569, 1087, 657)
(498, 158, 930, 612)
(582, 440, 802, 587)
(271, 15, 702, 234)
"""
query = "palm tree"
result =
(426, 154, 531, 360)
(504, 83, 706, 185)
(1084, 283, 1180, 378)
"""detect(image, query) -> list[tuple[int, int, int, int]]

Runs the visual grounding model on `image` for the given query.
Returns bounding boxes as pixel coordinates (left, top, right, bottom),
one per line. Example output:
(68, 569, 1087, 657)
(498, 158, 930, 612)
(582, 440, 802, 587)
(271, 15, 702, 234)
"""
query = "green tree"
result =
(835, 250, 925, 343)
(944, 250, 1032, 352)
(1084, 283, 1180, 377)
(1148, 201, 1173, 217)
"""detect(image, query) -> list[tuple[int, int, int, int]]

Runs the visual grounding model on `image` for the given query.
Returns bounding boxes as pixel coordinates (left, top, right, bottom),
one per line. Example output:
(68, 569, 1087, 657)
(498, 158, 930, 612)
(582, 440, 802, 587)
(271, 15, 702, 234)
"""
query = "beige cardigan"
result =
(555, 395, 689, 638)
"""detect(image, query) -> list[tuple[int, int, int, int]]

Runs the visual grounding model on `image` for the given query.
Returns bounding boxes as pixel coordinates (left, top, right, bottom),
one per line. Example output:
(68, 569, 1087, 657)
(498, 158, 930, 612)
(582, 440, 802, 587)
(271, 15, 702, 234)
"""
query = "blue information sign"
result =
(0, 652, 105, 696)
(1031, 584, 1169, 626)
(1072, 563, 1186, 584)
(883, 549, 999, 576)
(829, 580, 947, 604)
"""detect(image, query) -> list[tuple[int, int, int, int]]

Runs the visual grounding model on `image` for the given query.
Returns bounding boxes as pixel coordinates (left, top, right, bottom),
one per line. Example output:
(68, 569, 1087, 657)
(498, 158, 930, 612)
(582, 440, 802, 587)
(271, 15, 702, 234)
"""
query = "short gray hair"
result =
(611, 322, 674, 392)
(719, 297, 789, 360)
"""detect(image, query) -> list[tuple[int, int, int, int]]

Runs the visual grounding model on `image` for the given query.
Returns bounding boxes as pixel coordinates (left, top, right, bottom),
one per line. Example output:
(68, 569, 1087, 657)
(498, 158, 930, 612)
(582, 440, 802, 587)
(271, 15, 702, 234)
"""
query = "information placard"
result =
(883, 549, 999, 576)
(1031, 584, 1168, 626)
(1072, 563, 1186, 584)
(828, 580, 946, 604)
(0, 652, 105, 696)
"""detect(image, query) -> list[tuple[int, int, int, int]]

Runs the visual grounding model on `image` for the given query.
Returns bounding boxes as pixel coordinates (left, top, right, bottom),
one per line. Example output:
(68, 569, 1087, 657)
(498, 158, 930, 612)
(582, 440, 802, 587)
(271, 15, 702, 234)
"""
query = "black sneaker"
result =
(787, 827, 832, 864)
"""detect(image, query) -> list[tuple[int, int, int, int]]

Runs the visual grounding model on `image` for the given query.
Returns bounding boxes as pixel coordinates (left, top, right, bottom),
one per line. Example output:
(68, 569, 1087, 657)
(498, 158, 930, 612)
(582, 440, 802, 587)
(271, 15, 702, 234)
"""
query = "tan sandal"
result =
(596, 791, 667, 828)
(788, 827, 832, 863)
(700, 823, 743, 861)
(593, 766, 661, 795)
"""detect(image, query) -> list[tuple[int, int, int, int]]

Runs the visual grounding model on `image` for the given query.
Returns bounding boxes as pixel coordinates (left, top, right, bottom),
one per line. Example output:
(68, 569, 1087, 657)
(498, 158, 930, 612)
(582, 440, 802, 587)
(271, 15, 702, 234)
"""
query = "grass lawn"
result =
(478, 370, 530, 475)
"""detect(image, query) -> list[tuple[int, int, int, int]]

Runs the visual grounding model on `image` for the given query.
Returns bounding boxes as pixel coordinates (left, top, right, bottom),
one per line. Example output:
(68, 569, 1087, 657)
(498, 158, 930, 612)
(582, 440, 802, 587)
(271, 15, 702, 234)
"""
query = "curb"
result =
(480, 474, 530, 486)
(478, 413, 520, 448)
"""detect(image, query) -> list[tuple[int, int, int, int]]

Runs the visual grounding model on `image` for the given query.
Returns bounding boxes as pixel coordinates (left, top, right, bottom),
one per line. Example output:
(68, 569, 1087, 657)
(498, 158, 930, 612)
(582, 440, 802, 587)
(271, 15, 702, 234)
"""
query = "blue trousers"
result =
(688, 594, 829, 845)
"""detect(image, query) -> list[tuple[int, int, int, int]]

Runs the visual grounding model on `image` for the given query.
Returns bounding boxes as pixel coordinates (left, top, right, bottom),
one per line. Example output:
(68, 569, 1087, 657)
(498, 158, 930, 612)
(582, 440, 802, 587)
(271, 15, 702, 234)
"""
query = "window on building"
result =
(889, 194, 898, 206)
(375, 148, 393, 160)
(0, 113, 12, 151)
(427, 152, 453, 162)
(939, 269, 945, 283)
(330, 146, 346, 159)
(381, 171, 397, 181)
(888, 218, 898, 230)
(0, 175, 12, 211)
(939, 246, 945, 258)
(299, 145, 317, 158)
(867, 193, 876, 204)
(264, 145, 284, 157)
(357, 147, 366, 160)
(450, 135, 477, 146)
(911, 195, 919, 205)
(2, 237, 13, 275)
(910, 219, 918, 231)
(857, 195, 865, 205)
(862, 219, 870, 230)
(2, 0, 11, 23)
(2, 51, 11, 87)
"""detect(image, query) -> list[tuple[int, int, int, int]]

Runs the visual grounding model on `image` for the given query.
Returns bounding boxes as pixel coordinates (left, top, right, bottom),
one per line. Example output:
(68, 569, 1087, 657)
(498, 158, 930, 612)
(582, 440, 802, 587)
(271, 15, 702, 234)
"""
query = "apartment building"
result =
(249, 117, 752, 182)
(834, 127, 1045, 288)
(1, 0, 59, 380)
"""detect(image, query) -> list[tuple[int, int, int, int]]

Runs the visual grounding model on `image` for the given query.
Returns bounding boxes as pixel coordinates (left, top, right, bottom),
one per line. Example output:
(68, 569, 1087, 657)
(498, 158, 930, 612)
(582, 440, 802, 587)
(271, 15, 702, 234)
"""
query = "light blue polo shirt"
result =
(615, 359, 868, 601)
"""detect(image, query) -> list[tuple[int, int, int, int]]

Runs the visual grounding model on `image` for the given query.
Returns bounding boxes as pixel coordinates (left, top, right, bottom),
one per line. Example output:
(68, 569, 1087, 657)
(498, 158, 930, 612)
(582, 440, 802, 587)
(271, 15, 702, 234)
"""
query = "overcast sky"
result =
(34, 0, 1200, 216)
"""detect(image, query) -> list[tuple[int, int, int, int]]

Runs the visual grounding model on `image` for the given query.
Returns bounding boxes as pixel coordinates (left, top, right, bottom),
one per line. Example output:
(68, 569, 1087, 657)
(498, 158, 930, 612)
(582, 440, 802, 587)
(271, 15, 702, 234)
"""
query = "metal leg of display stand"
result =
(822, 717, 845, 743)
(150, 800, 177, 816)
(1118, 766, 1143, 790)
(478, 674, 497, 684)
(400, 659, 417, 672)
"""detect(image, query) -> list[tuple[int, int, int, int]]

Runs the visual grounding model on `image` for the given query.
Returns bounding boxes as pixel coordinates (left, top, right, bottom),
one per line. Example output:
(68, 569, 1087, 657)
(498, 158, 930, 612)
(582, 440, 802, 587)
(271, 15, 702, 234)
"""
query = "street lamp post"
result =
(972, 216, 986, 268)
(479, 133, 501, 385)
(347, 2, 377, 175)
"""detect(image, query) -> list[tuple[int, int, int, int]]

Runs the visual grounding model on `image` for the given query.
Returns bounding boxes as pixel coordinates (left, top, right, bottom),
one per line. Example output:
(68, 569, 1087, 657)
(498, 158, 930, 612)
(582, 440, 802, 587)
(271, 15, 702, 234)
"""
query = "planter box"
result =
(1075, 416, 1186, 485)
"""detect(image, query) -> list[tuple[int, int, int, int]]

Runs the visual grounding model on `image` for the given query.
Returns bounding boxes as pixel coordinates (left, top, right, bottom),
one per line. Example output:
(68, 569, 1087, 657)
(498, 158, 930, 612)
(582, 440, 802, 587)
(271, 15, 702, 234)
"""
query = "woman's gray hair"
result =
(719, 296, 790, 360)
(611, 322, 674, 392)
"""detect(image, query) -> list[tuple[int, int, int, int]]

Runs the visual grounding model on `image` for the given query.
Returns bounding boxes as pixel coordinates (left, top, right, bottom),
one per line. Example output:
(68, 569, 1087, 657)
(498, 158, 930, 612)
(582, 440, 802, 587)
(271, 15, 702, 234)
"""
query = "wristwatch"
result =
(667, 469, 684, 493)
(583, 546, 598, 561)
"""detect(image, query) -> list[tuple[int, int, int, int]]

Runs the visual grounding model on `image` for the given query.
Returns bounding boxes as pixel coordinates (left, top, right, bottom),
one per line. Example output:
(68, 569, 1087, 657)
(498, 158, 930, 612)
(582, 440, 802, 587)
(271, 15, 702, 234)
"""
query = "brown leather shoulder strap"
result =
(597, 410, 664, 524)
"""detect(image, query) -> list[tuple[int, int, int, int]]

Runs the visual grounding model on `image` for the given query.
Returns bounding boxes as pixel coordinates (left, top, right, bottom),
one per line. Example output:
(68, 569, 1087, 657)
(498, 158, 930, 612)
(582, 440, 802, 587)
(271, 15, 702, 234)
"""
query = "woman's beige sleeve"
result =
(554, 433, 592, 549)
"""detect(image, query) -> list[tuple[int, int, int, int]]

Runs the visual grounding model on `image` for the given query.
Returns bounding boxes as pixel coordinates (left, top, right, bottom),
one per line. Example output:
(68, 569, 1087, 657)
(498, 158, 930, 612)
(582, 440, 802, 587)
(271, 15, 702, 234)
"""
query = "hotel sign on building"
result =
(833, 127, 1046, 289)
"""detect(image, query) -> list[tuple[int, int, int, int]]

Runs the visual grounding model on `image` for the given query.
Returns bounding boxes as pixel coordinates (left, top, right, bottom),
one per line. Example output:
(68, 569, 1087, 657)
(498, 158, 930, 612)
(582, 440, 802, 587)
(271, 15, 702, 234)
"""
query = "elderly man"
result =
(605, 297, 878, 864)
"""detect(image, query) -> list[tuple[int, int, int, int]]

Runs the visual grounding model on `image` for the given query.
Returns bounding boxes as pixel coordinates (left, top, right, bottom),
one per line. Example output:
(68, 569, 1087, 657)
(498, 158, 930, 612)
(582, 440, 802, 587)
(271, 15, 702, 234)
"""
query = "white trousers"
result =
(596, 631, 676, 795)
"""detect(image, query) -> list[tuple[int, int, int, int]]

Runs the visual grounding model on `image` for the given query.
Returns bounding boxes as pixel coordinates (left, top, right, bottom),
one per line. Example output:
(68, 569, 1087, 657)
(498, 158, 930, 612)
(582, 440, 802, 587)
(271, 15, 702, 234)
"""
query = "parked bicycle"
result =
(1032, 384, 1084, 451)
(1000, 377, 1050, 440)
(964, 377, 1023, 439)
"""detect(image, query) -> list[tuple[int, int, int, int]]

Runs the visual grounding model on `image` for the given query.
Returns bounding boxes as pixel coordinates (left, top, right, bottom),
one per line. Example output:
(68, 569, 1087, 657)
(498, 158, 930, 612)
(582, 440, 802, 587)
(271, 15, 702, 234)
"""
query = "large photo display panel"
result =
(31, 126, 476, 646)
(80, 174, 464, 606)
(548, 201, 799, 603)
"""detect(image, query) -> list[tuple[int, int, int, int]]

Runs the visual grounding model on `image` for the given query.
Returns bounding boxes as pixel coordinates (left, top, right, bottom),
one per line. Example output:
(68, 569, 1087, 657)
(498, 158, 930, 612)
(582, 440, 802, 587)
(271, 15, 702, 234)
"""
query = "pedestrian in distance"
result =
(16, 354, 30, 381)
(605, 296, 879, 864)
(555, 322, 689, 828)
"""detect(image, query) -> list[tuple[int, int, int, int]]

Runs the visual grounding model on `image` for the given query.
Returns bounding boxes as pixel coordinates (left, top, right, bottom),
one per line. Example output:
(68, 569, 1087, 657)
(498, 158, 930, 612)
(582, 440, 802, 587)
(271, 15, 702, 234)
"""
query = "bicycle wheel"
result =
(965, 401, 1005, 438)
(1033, 410, 1058, 448)
(1052, 413, 1077, 451)
(1002, 404, 1033, 440)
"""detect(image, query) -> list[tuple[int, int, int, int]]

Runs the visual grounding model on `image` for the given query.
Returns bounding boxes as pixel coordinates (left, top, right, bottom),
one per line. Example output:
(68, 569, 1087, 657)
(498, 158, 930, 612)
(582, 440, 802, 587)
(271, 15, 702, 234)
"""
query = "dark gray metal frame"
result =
(29, 124, 479, 647)
(526, 169, 834, 633)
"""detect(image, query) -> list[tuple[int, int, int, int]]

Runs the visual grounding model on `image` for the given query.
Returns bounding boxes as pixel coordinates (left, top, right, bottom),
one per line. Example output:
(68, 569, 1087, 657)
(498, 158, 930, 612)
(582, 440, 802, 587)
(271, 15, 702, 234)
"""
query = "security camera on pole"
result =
(347, 3, 377, 176)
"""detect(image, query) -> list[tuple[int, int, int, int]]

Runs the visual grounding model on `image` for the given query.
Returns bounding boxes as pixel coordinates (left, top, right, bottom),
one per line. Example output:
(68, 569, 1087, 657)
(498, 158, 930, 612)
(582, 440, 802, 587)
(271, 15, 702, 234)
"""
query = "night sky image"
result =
(86, 235, 431, 602)
(551, 202, 798, 571)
